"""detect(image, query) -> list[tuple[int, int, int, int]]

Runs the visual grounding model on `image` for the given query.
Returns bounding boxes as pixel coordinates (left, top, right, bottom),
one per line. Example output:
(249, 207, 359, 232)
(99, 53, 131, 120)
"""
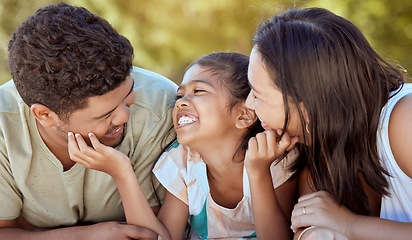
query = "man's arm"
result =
(0, 218, 157, 240)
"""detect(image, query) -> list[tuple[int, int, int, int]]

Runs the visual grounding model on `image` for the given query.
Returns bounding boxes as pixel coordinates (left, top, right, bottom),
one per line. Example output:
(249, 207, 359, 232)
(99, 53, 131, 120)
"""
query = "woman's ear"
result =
(235, 103, 258, 129)
(30, 103, 60, 127)
(299, 102, 310, 125)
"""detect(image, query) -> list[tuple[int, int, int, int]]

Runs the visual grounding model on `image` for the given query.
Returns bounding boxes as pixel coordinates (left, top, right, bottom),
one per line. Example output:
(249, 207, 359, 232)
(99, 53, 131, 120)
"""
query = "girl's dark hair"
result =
(189, 52, 264, 160)
(8, 2, 133, 120)
(253, 8, 405, 215)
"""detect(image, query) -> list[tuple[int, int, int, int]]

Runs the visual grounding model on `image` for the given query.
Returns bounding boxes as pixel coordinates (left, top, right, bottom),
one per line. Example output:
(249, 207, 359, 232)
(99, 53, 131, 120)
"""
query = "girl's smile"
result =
(176, 114, 199, 128)
(172, 64, 239, 149)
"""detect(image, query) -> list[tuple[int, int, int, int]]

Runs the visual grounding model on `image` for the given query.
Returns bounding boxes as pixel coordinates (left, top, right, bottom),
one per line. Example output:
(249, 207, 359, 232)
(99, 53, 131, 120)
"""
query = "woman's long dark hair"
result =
(253, 8, 405, 215)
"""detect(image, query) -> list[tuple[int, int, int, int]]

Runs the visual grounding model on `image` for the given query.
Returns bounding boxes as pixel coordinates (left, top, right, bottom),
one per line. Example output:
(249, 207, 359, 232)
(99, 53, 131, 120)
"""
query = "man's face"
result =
(56, 75, 135, 147)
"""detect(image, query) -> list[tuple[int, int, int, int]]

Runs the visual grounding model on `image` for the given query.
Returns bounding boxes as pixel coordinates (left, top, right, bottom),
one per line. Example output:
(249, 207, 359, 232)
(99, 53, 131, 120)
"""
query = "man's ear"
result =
(235, 103, 258, 129)
(30, 103, 60, 127)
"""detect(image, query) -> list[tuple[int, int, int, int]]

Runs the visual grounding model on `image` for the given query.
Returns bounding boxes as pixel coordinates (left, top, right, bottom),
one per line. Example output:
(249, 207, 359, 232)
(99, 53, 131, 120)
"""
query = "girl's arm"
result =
(157, 190, 190, 240)
(67, 132, 171, 240)
(245, 129, 299, 239)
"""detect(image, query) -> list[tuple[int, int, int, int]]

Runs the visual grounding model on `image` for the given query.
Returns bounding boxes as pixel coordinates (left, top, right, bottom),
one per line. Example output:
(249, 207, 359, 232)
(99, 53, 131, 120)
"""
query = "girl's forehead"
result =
(181, 65, 220, 87)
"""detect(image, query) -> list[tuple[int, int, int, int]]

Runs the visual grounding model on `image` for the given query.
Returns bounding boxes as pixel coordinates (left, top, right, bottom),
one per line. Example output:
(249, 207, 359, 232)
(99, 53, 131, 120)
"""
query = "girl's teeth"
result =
(178, 116, 197, 125)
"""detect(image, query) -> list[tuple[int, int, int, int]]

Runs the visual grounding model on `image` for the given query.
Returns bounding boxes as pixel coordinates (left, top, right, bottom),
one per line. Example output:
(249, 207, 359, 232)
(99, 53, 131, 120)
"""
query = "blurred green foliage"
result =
(1, 0, 411, 86)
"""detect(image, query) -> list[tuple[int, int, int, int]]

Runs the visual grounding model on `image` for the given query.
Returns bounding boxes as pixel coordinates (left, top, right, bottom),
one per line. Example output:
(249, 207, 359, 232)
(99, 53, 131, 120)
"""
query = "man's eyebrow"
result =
(93, 81, 134, 120)
(94, 107, 117, 120)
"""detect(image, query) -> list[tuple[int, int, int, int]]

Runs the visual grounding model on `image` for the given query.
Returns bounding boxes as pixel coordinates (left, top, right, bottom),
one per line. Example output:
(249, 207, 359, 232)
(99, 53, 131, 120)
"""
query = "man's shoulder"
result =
(0, 80, 22, 112)
(131, 66, 177, 92)
(130, 67, 177, 117)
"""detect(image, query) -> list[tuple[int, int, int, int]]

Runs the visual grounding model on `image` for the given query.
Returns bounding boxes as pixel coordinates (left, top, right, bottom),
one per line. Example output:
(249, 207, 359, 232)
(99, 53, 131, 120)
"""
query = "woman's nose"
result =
(245, 91, 255, 109)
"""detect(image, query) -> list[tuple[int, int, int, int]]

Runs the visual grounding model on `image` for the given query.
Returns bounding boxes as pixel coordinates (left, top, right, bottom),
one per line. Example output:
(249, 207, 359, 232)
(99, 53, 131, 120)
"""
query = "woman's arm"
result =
(68, 132, 171, 240)
(291, 94, 412, 239)
(0, 218, 157, 240)
(292, 191, 412, 240)
(246, 129, 299, 239)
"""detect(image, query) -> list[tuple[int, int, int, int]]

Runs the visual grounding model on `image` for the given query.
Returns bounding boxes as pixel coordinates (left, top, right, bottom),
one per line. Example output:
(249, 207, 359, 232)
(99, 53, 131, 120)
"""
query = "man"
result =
(0, 2, 176, 239)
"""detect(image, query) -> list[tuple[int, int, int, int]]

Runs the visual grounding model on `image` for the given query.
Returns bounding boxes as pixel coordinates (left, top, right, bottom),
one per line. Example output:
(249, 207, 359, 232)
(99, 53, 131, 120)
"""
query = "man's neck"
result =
(36, 120, 76, 171)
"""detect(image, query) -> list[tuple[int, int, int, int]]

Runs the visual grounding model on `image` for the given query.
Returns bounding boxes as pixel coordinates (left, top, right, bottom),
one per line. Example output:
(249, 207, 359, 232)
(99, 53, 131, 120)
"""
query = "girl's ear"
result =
(31, 103, 60, 127)
(235, 103, 258, 129)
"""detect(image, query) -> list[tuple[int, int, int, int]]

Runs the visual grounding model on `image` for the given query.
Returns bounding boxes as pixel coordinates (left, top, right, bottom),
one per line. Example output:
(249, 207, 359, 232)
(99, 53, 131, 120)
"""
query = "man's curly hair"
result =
(8, 2, 133, 120)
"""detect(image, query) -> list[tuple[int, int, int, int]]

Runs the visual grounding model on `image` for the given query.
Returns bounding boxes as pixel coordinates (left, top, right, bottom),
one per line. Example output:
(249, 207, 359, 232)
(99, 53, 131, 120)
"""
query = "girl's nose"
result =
(175, 97, 190, 108)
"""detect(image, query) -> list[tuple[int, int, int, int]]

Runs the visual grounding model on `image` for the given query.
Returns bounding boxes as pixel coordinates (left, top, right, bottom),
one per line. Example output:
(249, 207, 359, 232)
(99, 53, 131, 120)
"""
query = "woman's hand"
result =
(245, 129, 298, 176)
(67, 132, 131, 179)
(291, 191, 356, 236)
(297, 226, 348, 240)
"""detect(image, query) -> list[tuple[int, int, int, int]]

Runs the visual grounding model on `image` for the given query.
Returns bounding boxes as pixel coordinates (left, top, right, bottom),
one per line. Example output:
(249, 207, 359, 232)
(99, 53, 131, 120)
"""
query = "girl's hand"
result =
(291, 191, 356, 237)
(245, 129, 298, 176)
(67, 132, 131, 179)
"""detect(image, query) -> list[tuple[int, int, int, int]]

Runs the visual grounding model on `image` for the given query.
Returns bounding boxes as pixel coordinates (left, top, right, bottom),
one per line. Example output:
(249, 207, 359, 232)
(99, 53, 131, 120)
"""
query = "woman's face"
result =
(246, 47, 306, 142)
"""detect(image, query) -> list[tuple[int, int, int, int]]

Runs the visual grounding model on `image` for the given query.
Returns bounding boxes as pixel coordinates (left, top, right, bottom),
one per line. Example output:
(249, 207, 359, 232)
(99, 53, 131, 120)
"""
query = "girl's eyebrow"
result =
(177, 79, 214, 91)
(192, 79, 213, 86)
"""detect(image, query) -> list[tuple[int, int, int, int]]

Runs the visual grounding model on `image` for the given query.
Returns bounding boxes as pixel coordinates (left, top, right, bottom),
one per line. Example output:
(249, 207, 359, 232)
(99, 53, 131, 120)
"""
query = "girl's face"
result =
(246, 47, 305, 142)
(173, 64, 240, 147)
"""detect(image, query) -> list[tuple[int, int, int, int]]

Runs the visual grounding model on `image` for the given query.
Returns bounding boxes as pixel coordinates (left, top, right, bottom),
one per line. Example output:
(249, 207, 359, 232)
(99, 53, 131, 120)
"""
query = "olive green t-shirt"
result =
(0, 67, 177, 227)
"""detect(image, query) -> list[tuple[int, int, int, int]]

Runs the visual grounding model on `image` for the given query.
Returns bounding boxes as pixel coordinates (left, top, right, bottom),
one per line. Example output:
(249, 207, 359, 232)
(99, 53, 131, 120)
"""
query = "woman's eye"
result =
(250, 92, 257, 99)
(176, 95, 183, 100)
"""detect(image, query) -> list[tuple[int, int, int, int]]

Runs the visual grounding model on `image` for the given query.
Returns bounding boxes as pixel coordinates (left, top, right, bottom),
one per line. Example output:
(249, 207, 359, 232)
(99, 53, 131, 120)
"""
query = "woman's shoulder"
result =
(387, 91, 412, 179)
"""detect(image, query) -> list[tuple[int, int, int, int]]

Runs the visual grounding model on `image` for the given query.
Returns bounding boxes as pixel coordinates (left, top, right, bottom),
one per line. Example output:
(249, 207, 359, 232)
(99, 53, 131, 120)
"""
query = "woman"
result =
(245, 7, 412, 239)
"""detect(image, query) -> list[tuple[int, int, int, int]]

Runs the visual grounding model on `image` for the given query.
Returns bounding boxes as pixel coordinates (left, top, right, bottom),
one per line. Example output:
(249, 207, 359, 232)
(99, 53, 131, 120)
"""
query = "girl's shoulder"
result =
(154, 141, 204, 174)
(153, 141, 208, 206)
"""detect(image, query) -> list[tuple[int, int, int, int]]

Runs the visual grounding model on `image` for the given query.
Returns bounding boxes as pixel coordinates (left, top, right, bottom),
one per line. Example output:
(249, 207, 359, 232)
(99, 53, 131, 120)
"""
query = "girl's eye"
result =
(176, 95, 183, 100)
(104, 114, 111, 119)
(194, 89, 205, 94)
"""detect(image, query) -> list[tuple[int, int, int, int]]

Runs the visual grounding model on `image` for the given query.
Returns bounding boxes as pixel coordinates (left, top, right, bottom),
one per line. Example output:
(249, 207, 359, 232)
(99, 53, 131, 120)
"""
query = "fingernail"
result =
(88, 133, 93, 137)
(158, 236, 162, 240)
(68, 132, 73, 137)
(75, 133, 80, 138)
(277, 129, 282, 135)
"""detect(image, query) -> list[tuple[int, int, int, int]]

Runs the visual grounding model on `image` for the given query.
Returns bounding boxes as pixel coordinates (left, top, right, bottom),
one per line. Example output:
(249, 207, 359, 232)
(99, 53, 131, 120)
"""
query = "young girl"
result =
(153, 52, 299, 239)
(245, 7, 411, 240)
(68, 52, 299, 239)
